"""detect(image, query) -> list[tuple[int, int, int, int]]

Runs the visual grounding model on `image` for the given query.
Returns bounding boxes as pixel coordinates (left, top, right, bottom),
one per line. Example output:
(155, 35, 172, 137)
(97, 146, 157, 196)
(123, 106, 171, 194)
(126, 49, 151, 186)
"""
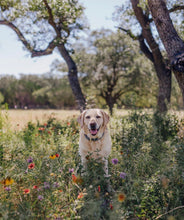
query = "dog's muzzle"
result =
(89, 123, 100, 136)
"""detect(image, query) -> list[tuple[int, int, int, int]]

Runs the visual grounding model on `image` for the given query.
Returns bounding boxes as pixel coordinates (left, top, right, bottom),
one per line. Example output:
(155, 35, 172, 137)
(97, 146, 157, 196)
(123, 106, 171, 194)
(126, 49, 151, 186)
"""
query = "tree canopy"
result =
(0, 0, 86, 110)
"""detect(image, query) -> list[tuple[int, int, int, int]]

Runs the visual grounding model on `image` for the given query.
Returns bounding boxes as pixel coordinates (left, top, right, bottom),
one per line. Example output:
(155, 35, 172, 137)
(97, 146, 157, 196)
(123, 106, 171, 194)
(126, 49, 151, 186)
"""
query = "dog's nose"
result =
(90, 122, 96, 130)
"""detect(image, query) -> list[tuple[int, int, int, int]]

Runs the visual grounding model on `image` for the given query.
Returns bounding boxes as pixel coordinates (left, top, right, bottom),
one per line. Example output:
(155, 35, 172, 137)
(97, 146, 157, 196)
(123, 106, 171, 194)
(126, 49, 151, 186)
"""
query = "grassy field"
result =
(1, 109, 80, 130)
(0, 109, 184, 219)
(2, 108, 184, 130)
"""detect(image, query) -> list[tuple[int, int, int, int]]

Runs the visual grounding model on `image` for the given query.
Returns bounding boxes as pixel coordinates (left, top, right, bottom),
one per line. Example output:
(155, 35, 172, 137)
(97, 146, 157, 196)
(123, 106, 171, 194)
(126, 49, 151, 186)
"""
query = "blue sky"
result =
(0, 0, 124, 76)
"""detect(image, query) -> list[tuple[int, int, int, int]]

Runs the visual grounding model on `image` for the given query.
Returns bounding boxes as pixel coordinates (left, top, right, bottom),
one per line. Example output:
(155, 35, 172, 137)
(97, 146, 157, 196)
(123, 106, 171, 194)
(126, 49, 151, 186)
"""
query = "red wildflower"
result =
(33, 185, 38, 189)
(77, 192, 84, 199)
(72, 174, 77, 183)
(98, 185, 101, 192)
(23, 189, 30, 194)
(55, 154, 59, 158)
(38, 127, 44, 131)
(110, 204, 113, 210)
(28, 163, 35, 169)
(72, 174, 83, 184)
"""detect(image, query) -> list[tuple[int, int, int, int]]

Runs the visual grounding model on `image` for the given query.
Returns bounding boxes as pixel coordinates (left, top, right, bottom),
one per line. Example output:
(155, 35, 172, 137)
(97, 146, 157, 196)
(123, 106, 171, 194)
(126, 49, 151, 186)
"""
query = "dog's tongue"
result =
(90, 129, 98, 135)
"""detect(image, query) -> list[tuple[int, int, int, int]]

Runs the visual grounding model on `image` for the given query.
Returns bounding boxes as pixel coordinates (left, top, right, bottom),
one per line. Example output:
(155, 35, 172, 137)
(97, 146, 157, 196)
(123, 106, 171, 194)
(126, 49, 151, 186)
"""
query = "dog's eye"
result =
(96, 115, 101, 119)
(86, 116, 90, 119)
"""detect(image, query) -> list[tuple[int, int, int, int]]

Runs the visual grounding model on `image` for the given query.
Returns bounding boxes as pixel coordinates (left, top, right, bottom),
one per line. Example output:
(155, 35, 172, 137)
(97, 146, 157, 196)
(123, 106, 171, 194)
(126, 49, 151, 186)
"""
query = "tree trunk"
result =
(58, 44, 86, 112)
(148, 0, 184, 107)
(131, 0, 171, 112)
(105, 96, 114, 116)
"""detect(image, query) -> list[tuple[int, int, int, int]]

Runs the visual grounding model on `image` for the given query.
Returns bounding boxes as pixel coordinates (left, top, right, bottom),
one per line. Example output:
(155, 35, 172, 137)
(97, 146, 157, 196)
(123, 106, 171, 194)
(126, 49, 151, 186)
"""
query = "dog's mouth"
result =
(89, 126, 100, 136)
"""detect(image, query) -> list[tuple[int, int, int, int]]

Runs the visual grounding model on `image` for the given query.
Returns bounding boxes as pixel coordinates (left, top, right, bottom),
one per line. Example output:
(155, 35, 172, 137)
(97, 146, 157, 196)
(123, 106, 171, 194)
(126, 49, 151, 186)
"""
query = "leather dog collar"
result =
(84, 132, 105, 142)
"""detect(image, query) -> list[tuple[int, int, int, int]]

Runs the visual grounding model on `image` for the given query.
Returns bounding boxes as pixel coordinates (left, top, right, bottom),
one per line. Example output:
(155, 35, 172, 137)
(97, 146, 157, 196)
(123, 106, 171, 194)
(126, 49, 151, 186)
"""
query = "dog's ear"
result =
(101, 110, 110, 126)
(77, 110, 86, 128)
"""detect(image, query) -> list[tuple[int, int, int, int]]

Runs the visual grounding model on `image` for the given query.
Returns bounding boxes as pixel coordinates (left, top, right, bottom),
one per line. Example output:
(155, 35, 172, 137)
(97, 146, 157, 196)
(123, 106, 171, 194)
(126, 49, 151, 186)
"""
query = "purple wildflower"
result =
(120, 172, 127, 179)
(43, 182, 50, 189)
(53, 182, 59, 188)
(38, 195, 44, 201)
(69, 168, 74, 173)
(27, 157, 33, 163)
(5, 187, 11, 192)
(112, 158, 118, 165)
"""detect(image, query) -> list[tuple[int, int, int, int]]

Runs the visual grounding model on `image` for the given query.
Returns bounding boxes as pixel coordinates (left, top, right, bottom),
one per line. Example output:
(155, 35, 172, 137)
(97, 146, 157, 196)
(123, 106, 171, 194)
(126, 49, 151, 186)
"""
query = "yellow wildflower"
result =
(49, 155, 56, 159)
(1, 177, 14, 186)
(118, 193, 126, 203)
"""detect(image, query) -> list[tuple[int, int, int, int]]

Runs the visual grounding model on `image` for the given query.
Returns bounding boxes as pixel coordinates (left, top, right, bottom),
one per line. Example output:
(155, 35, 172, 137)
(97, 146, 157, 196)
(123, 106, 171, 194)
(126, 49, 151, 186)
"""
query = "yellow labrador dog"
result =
(77, 109, 111, 176)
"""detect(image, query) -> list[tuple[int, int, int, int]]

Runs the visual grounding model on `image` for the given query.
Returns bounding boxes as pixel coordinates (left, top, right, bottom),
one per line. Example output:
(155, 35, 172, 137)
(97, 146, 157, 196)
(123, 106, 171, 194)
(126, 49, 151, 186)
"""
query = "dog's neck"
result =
(84, 132, 105, 142)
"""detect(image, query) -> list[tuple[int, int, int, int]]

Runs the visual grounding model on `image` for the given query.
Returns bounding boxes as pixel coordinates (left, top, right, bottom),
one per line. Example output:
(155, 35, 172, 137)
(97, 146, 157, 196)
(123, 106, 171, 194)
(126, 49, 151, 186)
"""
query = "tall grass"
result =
(0, 109, 184, 219)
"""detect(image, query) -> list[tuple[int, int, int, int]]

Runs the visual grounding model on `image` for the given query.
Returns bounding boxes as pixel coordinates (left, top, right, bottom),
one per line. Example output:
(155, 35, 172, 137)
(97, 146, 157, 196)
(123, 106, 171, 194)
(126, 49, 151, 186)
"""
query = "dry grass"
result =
(1, 109, 184, 131)
(1, 109, 79, 130)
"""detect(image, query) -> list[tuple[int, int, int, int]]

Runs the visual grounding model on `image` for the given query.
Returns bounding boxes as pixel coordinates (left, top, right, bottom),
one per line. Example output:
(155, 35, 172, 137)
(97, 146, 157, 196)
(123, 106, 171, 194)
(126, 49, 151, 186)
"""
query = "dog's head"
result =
(77, 109, 110, 136)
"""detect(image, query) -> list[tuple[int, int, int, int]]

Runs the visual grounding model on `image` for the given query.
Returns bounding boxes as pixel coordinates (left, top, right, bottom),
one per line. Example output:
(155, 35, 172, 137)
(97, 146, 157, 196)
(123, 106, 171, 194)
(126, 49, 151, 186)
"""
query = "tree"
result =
(72, 30, 157, 114)
(0, 0, 86, 111)
(118, 0, 172, 112)
(147, 0, 184, 107)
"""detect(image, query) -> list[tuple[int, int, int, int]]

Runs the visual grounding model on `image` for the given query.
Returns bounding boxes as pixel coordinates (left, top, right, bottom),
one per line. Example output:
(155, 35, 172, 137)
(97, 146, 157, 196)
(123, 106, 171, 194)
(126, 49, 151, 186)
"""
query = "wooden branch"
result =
(169, 5, 184, 13)
(42, 0, 70, 37)
(0, 19, 57, 57)
(31, 40, 57, 57)
(117, 26, 138, 40)
(0, 20, 32, 50)
(118, 26, 154, 63)
(138, 34, 154, 62)
(42, 0, 60, 36)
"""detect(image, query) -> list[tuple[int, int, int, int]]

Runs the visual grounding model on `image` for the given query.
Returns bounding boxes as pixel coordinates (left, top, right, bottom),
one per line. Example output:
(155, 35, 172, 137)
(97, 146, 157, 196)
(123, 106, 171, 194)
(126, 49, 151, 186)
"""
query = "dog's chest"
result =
(87, 140, 103, 152)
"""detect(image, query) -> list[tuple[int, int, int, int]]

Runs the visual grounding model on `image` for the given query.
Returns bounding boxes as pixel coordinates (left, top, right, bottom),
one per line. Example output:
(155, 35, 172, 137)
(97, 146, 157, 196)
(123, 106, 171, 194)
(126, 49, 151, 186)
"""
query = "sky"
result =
(0, 0, 124, 76)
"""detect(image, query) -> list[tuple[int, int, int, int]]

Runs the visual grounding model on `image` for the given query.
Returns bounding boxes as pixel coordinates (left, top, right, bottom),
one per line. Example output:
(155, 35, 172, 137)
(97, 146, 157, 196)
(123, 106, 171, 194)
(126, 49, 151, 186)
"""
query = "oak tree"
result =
(118, 0, 172, 112)
(147, 0, 184, 107)
(0, 0, 86, 111)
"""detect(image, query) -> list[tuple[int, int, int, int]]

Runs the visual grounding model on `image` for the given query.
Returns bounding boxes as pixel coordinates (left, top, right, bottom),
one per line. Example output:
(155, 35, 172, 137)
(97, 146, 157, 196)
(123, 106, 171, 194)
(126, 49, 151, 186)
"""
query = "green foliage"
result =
(0, 110, 184, 219)
(70, 30, 158, 112)
(0, 74, 76, 109)
(0, 0, 85, 49)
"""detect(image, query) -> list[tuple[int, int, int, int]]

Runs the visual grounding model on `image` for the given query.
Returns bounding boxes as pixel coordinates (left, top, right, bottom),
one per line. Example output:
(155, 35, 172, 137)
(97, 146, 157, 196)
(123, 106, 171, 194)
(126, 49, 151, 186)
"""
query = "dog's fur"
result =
(78, 109, 111, 175)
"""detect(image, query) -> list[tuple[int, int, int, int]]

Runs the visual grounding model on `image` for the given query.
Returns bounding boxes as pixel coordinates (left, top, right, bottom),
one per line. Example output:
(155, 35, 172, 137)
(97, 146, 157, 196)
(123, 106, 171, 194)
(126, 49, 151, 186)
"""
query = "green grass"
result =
(0, 110, 184, 219)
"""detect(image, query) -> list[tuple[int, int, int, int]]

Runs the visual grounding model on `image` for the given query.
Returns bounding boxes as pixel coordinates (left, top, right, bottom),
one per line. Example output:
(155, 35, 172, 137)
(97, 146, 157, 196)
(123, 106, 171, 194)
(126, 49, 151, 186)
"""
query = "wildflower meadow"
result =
(0, 110, 184, 219)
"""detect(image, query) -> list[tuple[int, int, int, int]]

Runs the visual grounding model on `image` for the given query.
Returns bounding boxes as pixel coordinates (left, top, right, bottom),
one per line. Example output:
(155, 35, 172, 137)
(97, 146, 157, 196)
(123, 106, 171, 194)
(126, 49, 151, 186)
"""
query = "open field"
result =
(1, 109, 80, 130)
(1, 109, 184, 130)
(0, 109, 184, 219)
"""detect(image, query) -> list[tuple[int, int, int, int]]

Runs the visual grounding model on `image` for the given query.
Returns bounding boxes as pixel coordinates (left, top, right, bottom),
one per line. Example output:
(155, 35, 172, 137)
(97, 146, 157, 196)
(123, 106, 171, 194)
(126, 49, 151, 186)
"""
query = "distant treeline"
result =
(0, 72, 182, 110)
(0, 74, 76, 109)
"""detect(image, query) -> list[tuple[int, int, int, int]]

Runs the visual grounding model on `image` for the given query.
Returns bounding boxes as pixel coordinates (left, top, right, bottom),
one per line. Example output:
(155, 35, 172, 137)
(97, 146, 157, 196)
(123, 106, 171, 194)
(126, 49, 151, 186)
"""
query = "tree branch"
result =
(0, 20, 32, 50)
(118, 26, 154, 63)
(117, 26, 138, 40)
(42, 0, 70, 38)
(138, 34, 154, 62)
(169, 5, 184, 13)
(42, 0, 60, 36)
(31, 40, 57, 57)
(0, 19, 57, 57)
